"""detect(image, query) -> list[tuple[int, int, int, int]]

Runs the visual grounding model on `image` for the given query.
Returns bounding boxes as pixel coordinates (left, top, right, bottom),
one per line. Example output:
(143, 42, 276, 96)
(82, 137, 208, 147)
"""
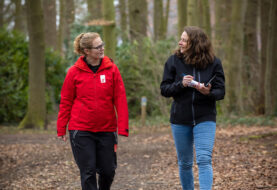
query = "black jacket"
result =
(160, 54, 225, 126)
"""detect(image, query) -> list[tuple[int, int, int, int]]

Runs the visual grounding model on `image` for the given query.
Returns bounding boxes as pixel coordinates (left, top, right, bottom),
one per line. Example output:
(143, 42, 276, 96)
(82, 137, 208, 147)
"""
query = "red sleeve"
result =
(56, 67, 76, 136)
(113, 65, 129, 137)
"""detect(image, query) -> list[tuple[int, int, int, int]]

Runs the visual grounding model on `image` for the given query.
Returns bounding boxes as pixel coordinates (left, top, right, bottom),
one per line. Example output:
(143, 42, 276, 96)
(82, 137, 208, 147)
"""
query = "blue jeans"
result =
(171, 121, 216, 190)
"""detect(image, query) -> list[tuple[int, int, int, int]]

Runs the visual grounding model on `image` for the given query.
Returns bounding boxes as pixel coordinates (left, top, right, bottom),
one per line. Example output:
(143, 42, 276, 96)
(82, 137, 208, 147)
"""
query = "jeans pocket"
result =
(73, 130, 78, 139)
(113, 132, 118, 144)
(70, 130, 78, 147)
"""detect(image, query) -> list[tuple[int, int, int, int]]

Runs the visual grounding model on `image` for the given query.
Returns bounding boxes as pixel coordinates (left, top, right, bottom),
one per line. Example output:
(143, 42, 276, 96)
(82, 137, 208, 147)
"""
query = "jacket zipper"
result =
(192, 68, 196, 126)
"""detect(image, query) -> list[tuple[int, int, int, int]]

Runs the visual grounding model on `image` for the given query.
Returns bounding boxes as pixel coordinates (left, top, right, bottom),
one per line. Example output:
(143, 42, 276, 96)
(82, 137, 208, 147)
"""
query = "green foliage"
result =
(0, 28, 66, 123)
(116, 37, 177, 118)
(45, 49, 67, 112)
(0, 29, 28, 123)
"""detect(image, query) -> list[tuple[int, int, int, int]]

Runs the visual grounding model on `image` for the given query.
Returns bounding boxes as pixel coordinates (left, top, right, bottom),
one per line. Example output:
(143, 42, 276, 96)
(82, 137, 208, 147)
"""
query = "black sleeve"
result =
(209, 58, 225, 101)
(160, 56, 185, 98)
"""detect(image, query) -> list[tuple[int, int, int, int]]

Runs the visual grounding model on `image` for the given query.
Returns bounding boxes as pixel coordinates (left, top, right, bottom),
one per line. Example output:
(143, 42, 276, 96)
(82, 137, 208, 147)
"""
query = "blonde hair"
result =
(73, 32, 100, 55)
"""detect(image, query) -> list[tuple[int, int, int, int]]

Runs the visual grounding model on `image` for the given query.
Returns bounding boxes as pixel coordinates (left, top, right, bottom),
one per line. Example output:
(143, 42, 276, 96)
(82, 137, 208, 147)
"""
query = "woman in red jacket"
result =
(57, 32, 129, 190)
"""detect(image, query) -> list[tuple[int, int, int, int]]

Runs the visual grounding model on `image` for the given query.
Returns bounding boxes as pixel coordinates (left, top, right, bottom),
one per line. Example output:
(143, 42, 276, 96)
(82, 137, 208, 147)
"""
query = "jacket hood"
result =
(74, 56, 113, 73)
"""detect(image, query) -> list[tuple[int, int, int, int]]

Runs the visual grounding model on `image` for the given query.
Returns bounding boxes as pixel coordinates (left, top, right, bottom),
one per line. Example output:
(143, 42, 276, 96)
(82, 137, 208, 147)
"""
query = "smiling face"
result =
(179, 31, 189, 53)
(85, 37, 105, 60)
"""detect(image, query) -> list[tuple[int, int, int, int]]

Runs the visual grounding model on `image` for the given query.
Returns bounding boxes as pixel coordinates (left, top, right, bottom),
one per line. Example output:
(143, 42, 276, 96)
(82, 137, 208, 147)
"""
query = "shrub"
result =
(0, 28, 66, 123)
(116, 37, 176, 118)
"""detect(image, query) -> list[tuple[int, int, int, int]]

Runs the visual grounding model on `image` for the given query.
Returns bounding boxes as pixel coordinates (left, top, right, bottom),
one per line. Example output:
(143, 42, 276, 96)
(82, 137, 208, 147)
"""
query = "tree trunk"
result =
(162, 0, 170, 39)
(12, 0, 25, 33)
(191, 0, 211, 37)
(226, 0, 247, 113)
(201, 0, 211, 38)
(0, 0, 3, 27)
(177, 0, 187, 37)
(57, 0, 65, 55)
(258, 0, 270, 114)
(273, 5, 277, 115)
(154, 0, 163, 41)
(42, 0, 57, 50)
(87, 0, 102, 20)
(19, 0, 46, 129)
(243, 0, 259, 113)
(187, 0, 197, 26)
(102, 0, 116, 59)
(265, 0, 276, 115)
(213, 0, 232, 115)
(119, 0, 127, 41)
(2, 2, 14, 25)
(65, 0, 75, 49)
(214, 0, 231, 60)
(128, 0, 147, 41)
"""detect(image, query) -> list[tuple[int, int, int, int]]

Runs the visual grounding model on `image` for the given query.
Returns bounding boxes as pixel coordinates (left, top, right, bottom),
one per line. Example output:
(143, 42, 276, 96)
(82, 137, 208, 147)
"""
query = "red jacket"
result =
(57, 56, 129, 137)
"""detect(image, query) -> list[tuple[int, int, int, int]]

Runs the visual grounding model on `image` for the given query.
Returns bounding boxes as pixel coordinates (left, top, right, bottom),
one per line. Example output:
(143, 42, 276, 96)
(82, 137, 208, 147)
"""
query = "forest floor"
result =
(0, 120, 277, 190)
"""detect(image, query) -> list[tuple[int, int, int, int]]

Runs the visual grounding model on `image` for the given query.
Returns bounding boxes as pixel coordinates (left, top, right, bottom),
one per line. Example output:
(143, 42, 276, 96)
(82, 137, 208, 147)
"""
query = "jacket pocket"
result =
(171, 102, 177, 115)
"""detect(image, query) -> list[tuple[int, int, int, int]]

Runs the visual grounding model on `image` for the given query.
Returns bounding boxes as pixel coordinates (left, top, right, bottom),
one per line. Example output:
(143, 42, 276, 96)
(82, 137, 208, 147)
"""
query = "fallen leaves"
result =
(0, 125, 276, 189)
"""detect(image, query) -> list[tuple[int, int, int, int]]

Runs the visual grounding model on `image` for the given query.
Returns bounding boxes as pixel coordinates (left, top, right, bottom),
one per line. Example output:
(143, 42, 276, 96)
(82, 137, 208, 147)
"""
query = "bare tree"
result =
(119, 0, 128, 41)
(273, 3, 277, 114)
(57, 0, 65, 55)
(43, 0, 57, 50)
(177, 0, 187, 37)
(12, 0, 25, 33)
(0, 0, 3, 27)
(187, 0, 197, 26)
(19, 0, 46, 129)
(243, 0, 259, 113)
(163, 0, 170, 39)
(258, 0, 270, 114)
(128, 0, 147, 41)
(226, 0, 247, 113)
(87, 0, 102, 20)
(65, 0, 75, 49)
(154, 0, 163, 41)
(265, 0, 276, 115)
(103, 0, 116, 59)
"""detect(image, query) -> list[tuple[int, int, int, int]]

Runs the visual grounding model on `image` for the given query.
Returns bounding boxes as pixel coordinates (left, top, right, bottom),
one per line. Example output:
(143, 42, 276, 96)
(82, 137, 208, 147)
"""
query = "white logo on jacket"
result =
(100, 75, 106, 83)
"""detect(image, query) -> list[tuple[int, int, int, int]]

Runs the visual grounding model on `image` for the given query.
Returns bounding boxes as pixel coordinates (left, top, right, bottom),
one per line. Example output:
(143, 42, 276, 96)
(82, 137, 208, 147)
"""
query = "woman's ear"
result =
(83, 48, 89, 55)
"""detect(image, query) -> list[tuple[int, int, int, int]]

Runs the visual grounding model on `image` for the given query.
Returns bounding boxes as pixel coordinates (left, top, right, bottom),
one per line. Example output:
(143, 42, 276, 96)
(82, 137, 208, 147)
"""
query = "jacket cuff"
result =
(118, 129, 129, 137)
(207, 91, 215, 100)
(178, 80, 185, 89)
(57, 127, 66, 136)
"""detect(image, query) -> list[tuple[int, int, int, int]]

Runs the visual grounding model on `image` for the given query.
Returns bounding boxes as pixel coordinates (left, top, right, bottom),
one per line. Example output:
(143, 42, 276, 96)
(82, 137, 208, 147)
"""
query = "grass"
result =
(0, 115, 276, 135)
(239, 132, 277, 141)
(0, 124, 56, 135)
(217, 115, 277, 127)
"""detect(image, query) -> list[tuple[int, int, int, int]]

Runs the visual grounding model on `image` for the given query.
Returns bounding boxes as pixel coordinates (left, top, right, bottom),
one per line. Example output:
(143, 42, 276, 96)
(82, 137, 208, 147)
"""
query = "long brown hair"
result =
(176, 26, 214, 69)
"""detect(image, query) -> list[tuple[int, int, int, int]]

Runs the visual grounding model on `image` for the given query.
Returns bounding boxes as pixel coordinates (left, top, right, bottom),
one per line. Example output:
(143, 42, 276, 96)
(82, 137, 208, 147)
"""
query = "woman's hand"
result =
(58, 135, 67, 142)
(182, 75, 194, 87)
(195, 83, 211, 95)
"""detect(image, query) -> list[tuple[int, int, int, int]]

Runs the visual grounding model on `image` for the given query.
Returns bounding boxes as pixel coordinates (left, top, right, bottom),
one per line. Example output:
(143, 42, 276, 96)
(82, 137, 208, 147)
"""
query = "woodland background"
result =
(0, 0, 277, 189)
(0, 0, 277, 128)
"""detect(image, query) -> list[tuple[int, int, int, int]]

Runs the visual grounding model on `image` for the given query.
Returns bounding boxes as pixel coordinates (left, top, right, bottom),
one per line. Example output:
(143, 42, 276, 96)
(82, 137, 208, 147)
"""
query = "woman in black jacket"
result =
(160, 26, 225, 190)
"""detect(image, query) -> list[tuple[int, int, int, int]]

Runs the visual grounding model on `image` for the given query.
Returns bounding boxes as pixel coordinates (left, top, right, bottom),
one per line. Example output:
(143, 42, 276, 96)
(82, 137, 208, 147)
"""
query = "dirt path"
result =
(0, 124, 277, 190)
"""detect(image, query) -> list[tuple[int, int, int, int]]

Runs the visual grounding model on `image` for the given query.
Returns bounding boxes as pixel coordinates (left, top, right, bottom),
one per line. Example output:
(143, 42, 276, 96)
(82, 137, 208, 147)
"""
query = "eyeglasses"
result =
(88, 42, 105, 50)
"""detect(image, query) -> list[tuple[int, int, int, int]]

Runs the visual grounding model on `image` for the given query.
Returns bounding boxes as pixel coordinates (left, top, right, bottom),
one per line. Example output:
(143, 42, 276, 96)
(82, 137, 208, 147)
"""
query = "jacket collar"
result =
(74, 56, 113, 73)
